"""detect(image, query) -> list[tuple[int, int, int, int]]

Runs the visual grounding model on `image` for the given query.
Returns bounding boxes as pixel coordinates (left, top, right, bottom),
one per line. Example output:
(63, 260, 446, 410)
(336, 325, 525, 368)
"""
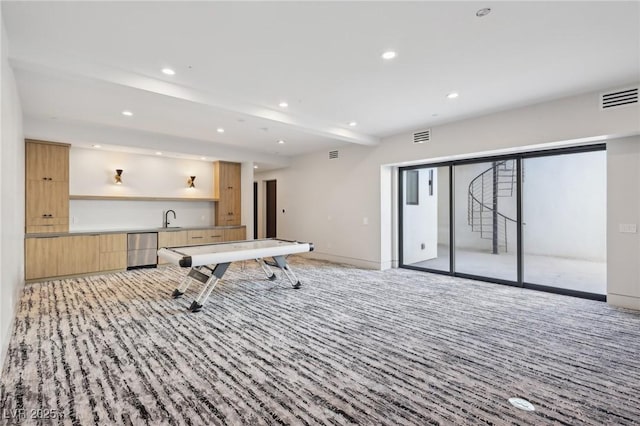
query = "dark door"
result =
(253, 182, 258, 239)
(266, 180, 277, 238)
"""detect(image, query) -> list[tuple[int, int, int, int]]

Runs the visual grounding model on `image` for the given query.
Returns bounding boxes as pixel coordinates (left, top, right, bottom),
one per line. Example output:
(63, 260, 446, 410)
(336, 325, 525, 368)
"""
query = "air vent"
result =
(413, 129, 431, 144)
(329, 150, 339, 159)
(601, 88, 638, 110)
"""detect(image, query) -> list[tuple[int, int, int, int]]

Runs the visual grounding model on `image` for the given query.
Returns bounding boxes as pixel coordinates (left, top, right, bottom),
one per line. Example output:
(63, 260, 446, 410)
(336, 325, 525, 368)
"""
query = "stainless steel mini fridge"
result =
(127, 232, 158, 269)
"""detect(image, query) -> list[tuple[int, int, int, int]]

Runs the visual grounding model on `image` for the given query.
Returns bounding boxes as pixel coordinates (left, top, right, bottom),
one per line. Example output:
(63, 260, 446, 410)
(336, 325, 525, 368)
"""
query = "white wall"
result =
(402, 168, 438, 264)
(607, 136, 640, 309)
(0, 11, 25, 375)
(255, 85, 639, 309)
(68, 147, 215, 230)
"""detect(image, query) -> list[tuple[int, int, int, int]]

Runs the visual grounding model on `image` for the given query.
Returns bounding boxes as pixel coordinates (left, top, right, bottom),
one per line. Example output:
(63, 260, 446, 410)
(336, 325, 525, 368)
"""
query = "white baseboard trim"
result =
(607, 293, 640, 311)
(299, 252, 382, 270)
(0, 279, 24, 379)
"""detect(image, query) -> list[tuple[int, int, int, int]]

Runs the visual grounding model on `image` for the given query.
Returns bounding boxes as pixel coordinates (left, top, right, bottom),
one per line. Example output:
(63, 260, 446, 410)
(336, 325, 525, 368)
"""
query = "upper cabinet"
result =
(25, 140, 70, 233)
(213, 161, 241, 226)
(26, 140, 69, 181)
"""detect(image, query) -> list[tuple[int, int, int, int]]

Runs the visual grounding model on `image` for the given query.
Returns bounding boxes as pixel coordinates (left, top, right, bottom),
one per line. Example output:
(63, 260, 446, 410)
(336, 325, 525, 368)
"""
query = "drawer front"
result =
(29, 216, 68, 226)
(187, 230, 208, 244)
(26, 224, 68, 234)
(100, 234, 127, 252)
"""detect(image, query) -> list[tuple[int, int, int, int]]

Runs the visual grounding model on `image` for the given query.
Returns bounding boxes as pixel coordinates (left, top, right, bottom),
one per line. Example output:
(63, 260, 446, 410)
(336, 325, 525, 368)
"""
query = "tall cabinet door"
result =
(214, 161, 242, 226)
(25, 140, 70, 233)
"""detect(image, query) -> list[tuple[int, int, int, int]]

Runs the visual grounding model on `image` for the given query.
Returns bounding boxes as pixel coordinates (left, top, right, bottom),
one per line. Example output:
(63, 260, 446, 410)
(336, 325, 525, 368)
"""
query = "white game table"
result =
(157, 238, 314, 312)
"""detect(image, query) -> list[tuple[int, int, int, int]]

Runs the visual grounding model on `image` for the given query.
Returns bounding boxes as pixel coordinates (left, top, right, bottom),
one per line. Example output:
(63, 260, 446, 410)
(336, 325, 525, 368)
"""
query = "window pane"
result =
(402, 167, 450, 271)
(454, 160, 518, 281)
(522, 151, 606, 294)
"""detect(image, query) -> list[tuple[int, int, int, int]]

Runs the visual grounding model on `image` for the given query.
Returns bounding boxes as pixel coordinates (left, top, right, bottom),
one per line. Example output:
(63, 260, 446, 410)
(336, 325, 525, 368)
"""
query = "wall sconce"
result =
(114, 169, 123, 184)
(187, 176, 196, 188)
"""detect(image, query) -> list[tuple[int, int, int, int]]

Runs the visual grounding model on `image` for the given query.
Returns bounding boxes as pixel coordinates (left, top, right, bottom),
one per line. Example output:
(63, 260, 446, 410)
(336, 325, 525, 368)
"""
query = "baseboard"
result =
(607, 293, 640, 311)
(300, 252, 382, 270)
(0, 279, 24, 379)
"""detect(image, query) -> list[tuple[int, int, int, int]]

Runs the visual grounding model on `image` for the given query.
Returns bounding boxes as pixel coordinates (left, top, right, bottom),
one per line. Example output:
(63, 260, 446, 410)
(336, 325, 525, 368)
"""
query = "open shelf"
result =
(70, 195, 218, 202)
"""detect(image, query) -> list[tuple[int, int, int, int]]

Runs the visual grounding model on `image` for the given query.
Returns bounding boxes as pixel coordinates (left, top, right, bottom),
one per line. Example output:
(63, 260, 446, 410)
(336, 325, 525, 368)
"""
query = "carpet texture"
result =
(1, 257, 639, 425)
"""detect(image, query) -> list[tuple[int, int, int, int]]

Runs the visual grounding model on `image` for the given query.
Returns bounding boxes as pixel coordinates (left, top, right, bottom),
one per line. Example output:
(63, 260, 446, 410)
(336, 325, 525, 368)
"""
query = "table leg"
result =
(173, 266, 210, 298)
(189, 263, 230, 312)
(256, 258, 277, 281)
(272, 255, 301, 289)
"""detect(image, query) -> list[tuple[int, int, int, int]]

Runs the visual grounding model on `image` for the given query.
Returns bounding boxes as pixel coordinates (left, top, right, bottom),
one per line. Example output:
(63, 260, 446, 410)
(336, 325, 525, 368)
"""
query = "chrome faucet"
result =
(164, 210, 176, 228)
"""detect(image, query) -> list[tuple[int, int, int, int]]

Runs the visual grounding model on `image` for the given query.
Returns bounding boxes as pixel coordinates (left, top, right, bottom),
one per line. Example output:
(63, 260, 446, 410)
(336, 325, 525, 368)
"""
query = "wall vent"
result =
(329, 150, 339, 159)
(601, 87, 638, 110)
(413, 129, 431, 144)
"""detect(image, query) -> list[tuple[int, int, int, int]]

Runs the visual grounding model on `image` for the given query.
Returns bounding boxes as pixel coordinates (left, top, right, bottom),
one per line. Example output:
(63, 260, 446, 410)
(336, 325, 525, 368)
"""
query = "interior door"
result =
(266, 180, 277, 238)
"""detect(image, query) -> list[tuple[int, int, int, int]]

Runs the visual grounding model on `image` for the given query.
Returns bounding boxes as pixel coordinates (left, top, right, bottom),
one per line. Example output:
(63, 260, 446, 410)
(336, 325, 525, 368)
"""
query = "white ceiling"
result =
(3, 1, 639, 162)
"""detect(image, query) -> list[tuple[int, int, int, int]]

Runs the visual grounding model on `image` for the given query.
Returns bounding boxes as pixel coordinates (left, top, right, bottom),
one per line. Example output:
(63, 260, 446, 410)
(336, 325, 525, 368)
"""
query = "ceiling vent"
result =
(329, 150, 339, 159)
(601, 87, 638, 110)
(413, 129, 431, 144)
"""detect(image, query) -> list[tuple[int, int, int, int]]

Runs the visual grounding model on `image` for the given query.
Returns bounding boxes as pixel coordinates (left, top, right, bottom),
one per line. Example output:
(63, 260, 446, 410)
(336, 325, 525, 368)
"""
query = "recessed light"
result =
(92, 144, 101, 148)
(279, 101, 288, 108)
(278, 140, 285, 144)
(217, 128, 225, 133)
(348, 121, 357, 127)
(156, 151, 162, 155)
(381, 51, 396, 60)
(476, 8, 491, 17)
(162, 68, 175, 75)
(254, 165, 259, 169)
(446, 92, 459, 99)
(200, 156, 206, 160)
(122, 110, 133, 116)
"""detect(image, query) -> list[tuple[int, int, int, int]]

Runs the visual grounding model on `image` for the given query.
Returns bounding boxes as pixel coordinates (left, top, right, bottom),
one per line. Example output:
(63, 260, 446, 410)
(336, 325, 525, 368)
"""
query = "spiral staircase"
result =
(467, 160, 517, 253)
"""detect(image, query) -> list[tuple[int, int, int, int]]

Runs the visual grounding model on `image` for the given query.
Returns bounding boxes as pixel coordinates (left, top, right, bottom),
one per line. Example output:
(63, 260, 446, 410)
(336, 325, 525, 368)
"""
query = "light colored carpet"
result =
(1, 257, 639, 425)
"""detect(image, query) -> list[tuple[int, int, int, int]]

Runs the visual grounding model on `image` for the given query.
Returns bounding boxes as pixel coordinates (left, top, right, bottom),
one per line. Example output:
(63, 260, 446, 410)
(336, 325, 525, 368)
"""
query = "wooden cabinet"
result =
(99, 234, 127, 271)
(25, 235, 99, 280)
(214, 161, 241, 226)
(25, 140, 70, 234)
(187, 229, 224, 245)
(223, 227, 246, 242)
(158, 230, 188, 265)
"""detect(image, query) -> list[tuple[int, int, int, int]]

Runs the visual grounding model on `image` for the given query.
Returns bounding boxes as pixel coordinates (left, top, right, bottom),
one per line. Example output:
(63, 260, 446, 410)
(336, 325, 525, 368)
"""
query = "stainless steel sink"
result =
(161, 226, 181, 229)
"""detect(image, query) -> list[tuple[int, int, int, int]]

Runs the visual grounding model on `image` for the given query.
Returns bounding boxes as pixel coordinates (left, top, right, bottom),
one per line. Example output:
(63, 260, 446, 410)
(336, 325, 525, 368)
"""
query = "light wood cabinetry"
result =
(187, 229, 224, 245)
(223, 227, 246, 242)
(25, 235, 99, 280)
(99, 234, 127, 271)
(25, 140, 70, 234)
(158, 230, 188, 265)
(213, 161, 241, 226)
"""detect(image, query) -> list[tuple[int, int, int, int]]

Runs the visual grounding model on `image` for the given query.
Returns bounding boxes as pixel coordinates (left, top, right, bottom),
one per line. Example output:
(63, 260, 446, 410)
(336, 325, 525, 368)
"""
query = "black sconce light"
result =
(187, 176, 196, 188)
(115, 169, 123, 184)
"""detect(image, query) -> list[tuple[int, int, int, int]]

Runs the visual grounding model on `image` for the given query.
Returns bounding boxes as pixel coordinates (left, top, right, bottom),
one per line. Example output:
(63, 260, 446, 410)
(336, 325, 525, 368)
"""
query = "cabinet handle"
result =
(191, 236, 204, 239)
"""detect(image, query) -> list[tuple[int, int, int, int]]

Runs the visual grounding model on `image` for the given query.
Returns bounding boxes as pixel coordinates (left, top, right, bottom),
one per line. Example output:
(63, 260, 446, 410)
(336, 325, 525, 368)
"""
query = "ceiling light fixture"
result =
(122, 110, 133, 116)
(217, 128, 225, 133)
(200, 157, 206, 160)
(279, 101, 288, 108)
(92, 144, 101, 148)
(348, 121, 357, 127)
(381, 51, 397, 60)
(476, 8, 491, 17)
(156, 151, 162, 155)
(446, 92, 459, 99)
(278, 140, 285, 144)
(254, 165, 259, 169)
(162, 68, 176, 75)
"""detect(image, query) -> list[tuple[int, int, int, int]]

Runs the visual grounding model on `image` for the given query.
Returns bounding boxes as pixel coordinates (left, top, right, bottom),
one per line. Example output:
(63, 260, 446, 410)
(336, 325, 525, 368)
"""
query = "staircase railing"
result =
(467, 160, 517, 253)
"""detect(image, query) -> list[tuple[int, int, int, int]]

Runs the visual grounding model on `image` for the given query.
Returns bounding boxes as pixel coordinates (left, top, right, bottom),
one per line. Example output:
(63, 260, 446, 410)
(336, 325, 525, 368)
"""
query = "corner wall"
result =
(607, 136, 640, 309)
(0, 11, 25, 375)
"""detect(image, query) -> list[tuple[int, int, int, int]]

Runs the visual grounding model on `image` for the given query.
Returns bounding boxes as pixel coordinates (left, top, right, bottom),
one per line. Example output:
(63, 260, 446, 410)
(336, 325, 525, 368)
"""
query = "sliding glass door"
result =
(399, 145, 606, 300)
(454, 160, 518, 282)
(400, 166, 450, 272)
(522, 150, 606, 295)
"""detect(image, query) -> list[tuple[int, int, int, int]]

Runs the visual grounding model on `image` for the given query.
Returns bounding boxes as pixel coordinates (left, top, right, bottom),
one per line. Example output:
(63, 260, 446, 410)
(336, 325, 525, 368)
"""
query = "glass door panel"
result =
(522, 151, 606, 294)
(401, 166, 450, 272)
(454, 160, 518, 281)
